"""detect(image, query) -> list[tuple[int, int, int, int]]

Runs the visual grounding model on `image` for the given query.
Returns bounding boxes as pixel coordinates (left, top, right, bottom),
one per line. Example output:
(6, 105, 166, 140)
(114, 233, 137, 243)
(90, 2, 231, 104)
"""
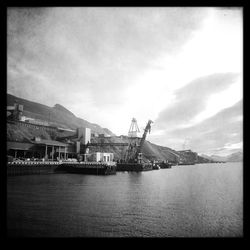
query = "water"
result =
(7, 162, 243, 237)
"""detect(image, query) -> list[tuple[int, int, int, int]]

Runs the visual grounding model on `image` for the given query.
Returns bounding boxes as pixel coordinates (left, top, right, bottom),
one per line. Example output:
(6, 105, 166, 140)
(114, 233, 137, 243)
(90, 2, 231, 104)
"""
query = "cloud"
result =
(7, 7, 242, 153)
(210, 142, 243, 156)
(154, 73, 240, 130)
(151, 100, 242, 155)
(7, 7, 209, 110)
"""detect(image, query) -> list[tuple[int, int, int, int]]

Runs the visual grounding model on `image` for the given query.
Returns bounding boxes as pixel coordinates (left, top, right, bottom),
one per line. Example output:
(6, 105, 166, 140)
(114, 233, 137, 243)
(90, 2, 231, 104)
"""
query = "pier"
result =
(7, 161, 117, 176)
(7, 161, 61, 176)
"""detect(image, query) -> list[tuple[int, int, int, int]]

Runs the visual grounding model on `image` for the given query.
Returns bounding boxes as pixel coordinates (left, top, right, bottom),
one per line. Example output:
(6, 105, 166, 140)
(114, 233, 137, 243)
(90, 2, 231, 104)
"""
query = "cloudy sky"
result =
(7, 7, 242, 156)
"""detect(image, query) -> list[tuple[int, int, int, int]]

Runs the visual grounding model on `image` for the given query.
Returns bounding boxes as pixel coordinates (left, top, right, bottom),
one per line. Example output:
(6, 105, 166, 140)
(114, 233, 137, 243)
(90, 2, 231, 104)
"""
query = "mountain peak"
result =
(53, 104, 75, 117)
(7, 93, 115, 136)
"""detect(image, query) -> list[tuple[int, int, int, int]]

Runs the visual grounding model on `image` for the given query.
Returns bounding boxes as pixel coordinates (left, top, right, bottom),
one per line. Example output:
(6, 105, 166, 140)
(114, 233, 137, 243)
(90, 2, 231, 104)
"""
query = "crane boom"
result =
(138, 120, 153, 154)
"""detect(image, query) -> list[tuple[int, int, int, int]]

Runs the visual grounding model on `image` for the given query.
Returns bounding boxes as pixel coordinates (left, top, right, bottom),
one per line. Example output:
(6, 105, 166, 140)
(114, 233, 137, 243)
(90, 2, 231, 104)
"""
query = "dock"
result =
(7, 161, 61, 176)
(7, 161, 117, 176)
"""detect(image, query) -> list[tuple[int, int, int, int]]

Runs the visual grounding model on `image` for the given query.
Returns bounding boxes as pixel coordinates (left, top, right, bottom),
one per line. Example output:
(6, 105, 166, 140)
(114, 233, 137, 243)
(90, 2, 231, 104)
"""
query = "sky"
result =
(7, 7, 243, 156)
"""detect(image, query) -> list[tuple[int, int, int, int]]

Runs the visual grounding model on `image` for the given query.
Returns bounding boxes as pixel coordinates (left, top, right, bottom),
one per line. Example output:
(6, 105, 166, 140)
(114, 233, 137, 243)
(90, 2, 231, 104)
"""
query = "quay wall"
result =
(7, 161, 117, 176)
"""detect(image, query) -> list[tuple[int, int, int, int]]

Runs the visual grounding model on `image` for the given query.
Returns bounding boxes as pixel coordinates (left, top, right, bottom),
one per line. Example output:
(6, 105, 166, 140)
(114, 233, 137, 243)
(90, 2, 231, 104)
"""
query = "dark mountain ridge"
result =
(7, 93, 115, 136)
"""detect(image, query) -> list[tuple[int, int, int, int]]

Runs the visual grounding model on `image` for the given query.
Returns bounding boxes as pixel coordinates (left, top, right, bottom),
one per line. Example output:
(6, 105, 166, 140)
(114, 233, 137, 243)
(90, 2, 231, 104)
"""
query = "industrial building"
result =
(7, 124, 115, 163)
(7, 102, 115, 163)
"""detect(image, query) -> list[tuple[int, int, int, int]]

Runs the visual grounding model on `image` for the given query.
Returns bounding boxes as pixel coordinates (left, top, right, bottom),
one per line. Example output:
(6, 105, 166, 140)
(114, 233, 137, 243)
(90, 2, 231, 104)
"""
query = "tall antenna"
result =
(128, 118, 140, 137)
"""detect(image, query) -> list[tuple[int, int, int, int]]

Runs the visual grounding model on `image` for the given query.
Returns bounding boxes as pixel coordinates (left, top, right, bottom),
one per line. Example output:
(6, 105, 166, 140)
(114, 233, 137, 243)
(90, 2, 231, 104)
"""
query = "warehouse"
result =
(7, 139, 75, 161)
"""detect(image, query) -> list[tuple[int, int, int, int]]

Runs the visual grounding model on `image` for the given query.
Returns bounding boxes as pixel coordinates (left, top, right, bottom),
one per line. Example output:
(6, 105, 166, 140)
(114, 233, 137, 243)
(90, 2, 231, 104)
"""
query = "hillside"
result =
(7, 93, 212, 164)
(89, 135, 181, 162)
(201, 154, 226, 162)
(210, 155, 227, 162)
(226, 152, 243, 162)
(7, 94, 115, 136)
(7, 121, 52, 142)
(203, 152, 243, 162)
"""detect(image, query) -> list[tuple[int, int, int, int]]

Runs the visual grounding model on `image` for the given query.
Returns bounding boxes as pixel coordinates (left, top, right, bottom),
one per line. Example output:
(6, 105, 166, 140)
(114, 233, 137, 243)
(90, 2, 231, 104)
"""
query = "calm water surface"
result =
(7, 162, 243, 237)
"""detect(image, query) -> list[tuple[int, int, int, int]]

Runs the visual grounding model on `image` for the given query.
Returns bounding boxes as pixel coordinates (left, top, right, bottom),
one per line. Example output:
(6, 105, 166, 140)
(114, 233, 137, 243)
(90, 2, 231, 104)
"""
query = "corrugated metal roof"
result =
(32, 139, 67, 147)
(8, 140, 69, 151)
(7, 141, 35, 150)
(56, 131, 77, 139)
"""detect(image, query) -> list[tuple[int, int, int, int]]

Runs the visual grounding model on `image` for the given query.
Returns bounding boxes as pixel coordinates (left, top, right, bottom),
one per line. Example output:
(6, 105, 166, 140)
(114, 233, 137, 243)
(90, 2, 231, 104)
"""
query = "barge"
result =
(57, 162, 117, 175)
(116, 120, 154, 172)
(159, 162, 173, 169)
(116, 162, 153, 172)
(178, 162, 195, 166)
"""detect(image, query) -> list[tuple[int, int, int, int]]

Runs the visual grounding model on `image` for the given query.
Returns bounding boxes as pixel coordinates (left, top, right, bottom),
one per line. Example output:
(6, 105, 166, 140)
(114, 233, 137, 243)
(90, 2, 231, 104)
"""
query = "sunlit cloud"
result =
(154, 73, 240, 131)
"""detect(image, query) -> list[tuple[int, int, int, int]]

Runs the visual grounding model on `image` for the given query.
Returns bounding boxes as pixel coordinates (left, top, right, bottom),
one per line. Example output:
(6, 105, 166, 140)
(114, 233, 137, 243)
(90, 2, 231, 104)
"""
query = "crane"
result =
(124, 119, 153, 163)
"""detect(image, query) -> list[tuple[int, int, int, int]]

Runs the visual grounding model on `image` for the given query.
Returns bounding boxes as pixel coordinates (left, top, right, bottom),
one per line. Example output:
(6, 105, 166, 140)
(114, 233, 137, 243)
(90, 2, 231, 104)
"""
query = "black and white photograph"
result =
(7, 7, 243, 237)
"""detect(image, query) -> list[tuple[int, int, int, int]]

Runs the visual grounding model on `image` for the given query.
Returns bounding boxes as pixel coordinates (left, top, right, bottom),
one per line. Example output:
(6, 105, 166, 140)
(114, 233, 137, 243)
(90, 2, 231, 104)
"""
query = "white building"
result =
(77, 127, 91, 145)
(91, 152, 114, 162)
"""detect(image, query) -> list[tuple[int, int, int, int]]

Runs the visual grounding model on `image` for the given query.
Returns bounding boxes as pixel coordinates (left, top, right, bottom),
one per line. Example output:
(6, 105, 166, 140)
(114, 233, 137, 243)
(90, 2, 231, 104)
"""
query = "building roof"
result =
(32, 139, 68, 147)
(7, 140, 68, 150)
(7, 141, 35, 151)
(56, 130, 77, 139)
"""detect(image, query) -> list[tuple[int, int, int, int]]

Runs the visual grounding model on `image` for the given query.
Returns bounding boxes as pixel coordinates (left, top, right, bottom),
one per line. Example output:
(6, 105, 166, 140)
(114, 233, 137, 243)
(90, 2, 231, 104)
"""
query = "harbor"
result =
(6, 7, 243, 238)
(7, 103, 210, 176)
